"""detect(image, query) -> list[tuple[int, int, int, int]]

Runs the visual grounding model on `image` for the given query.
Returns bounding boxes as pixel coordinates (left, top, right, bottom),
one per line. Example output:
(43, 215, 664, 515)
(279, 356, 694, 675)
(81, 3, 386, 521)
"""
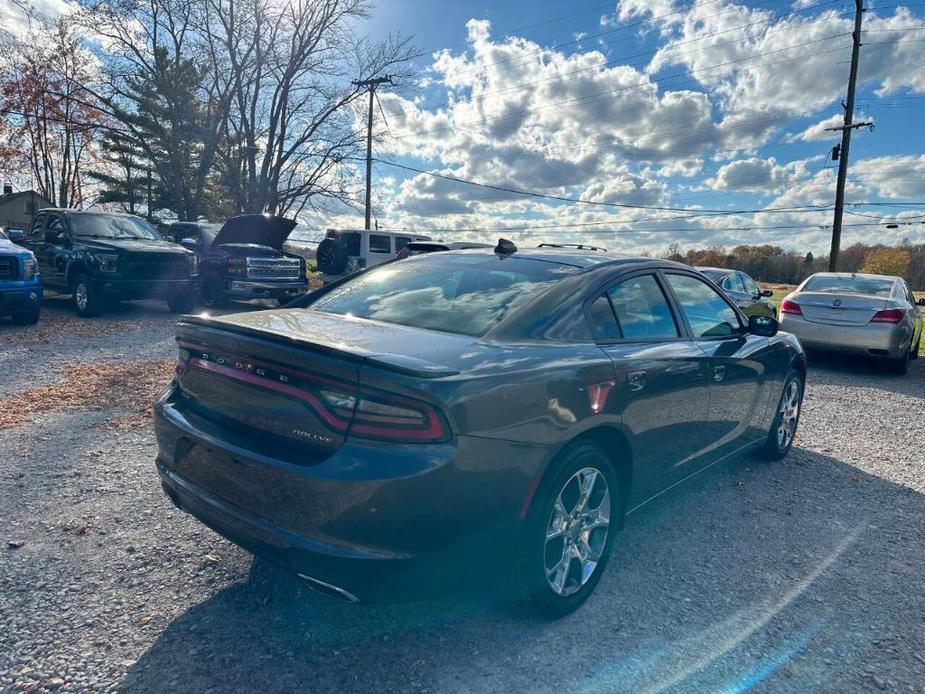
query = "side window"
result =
(665, 273, 743, 338)
(740, 273, 759, 296)
(368, 234, 391, 254)
(607, 274, 680, 340)
(586, 294, 621, 340)
(45, 214, 65, 242)
(394, 236, 413, 252)
(30, 213, 46, 238)
(722, 274, 744, 293)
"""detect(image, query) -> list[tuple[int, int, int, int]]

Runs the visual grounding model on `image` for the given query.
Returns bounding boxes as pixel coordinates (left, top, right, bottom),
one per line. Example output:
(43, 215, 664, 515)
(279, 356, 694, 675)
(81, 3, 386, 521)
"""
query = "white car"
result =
(779, 272, 924, 374)
(315, 229, 430, 281)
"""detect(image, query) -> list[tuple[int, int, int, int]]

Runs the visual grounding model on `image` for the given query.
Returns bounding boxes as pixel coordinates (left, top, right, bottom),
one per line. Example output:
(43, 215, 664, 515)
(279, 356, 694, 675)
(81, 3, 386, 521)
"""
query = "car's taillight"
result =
(349, 392, 449, 443)
(176, 342, 450, 443)
(780, 299, 802, 316)
(871, 308, 905, 324)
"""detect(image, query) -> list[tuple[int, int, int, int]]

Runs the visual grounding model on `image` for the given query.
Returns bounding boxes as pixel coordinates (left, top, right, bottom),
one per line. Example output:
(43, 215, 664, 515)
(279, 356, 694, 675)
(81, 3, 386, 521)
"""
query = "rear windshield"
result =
(70, 213, 161, 240)
(804, 275, 894, 297)
(311, 254, 578, 336)
(698, 269, 724, 282)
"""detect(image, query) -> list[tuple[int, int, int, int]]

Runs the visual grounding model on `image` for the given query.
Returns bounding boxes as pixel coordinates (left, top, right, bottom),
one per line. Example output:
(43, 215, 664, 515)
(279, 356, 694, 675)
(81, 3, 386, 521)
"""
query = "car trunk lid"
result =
(795, 292, 891, 326)
(173, 309, 467, 459)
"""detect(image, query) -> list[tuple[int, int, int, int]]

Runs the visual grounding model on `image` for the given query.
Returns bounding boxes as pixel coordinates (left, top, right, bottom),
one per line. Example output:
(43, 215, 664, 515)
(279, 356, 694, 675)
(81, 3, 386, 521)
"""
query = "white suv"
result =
(316, 229, 430, 281)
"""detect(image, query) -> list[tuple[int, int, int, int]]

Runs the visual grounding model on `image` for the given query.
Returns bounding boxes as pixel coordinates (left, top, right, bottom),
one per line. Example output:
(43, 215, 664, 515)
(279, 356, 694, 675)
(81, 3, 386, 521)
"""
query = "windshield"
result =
(311, 253, 578, 336)
(70, 213, 162, 240)
(804, 275, 894, 297)
(0, 230, 7, 241)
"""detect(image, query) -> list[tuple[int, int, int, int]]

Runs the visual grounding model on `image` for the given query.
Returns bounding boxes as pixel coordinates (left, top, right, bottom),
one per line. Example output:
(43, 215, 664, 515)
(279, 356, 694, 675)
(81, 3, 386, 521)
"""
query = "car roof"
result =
(445, 246, 690, 271)
(43, 208, 143, 218)
(697, 266, 731, 274)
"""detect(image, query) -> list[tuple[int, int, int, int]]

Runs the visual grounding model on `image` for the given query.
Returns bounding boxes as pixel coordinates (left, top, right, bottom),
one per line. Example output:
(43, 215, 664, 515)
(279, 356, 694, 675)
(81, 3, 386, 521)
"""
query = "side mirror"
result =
(918, 297, 925, 307)
(749, 314, 779, 337)
(7, 229, 25, 243)
(761, 289, 774, 297)
(179, 237, 199, 251)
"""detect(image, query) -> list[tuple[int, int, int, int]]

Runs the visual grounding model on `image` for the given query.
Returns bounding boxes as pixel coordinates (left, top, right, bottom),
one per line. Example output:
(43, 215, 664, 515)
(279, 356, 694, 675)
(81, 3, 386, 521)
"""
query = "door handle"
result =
(627, 370, 647, 391)
(713, 365, 726, 382)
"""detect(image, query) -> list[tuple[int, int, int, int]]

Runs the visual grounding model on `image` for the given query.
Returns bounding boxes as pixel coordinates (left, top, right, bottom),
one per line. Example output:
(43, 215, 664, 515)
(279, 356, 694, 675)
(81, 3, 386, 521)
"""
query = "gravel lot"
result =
(2, 298, 924, 693)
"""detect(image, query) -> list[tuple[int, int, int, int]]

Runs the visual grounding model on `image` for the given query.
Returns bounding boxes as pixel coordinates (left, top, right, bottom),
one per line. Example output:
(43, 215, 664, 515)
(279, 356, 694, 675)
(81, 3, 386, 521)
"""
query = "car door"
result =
(720, 272, 756, 315)
(23, 212, 64, 291)
(739, 272, 774, 318)
(589, 271, 714, 502)
(662, 271, 776, 458)
(41, 213, 70, 289)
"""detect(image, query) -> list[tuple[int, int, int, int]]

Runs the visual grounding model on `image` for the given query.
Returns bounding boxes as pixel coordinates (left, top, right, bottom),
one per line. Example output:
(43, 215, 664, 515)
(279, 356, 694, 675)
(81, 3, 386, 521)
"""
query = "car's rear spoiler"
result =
(177, 316, 460, 379)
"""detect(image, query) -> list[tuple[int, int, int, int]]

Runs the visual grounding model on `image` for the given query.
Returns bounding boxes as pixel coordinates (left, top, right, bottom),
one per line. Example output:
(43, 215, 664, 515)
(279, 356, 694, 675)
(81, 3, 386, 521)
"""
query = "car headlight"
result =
(22, 257, 37, 280)
(189, 254, 198, 275)
(95, 253, 119, 273)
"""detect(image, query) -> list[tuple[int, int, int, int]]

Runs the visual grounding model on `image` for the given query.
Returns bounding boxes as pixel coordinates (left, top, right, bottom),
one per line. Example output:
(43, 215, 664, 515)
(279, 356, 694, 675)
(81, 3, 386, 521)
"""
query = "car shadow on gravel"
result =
(120, 447, 925, 693)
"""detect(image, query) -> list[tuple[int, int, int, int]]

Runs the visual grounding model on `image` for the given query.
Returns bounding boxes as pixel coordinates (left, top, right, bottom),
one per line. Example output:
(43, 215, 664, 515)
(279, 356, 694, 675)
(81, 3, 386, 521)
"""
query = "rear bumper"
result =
(780, 314, 908, 358)
(153, 383, 544, 601)
(98, 277, 197, 300)
(0, 281, 43, 314)
(222, 279, 307, 300)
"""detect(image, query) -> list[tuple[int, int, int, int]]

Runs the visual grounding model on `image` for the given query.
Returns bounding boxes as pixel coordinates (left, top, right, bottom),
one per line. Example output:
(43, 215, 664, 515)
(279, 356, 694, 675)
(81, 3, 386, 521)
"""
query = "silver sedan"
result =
(779, 272, 924, 374)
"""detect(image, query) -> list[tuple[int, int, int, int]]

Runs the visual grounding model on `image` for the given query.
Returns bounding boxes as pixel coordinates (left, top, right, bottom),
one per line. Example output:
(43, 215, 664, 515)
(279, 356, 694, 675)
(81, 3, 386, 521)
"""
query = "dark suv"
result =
(22, 209, 198, 317)
(167, 215, 307, 307)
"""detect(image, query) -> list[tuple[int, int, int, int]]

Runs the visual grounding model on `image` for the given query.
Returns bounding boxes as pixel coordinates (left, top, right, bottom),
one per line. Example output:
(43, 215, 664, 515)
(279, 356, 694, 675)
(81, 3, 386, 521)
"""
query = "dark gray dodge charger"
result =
(155, 245, 806, 617)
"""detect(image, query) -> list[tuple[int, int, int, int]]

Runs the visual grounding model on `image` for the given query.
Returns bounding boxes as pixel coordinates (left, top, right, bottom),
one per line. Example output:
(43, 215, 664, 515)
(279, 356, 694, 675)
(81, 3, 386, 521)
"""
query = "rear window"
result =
(311, 254, 577, 336)
(804, 275, 894, 297)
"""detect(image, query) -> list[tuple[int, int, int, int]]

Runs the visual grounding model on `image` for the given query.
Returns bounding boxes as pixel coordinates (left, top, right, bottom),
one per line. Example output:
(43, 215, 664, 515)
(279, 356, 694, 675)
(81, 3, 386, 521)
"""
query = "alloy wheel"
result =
(75, 282, 88, 311)
(776, 379, 801, 449)
(544, 467, 611, 597)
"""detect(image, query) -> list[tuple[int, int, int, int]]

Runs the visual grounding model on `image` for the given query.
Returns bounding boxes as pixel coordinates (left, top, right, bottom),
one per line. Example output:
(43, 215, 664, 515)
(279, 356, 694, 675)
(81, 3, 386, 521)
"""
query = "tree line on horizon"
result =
(662, 241, 925, 291)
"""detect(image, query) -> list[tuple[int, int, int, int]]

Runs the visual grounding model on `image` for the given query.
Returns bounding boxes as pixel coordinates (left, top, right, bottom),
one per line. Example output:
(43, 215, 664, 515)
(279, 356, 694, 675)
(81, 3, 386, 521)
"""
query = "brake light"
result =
(871, 308, 905, 324)
(780, 299, 802, 316)
(177, 342, 450, 443)
(349, 393, 448, 442)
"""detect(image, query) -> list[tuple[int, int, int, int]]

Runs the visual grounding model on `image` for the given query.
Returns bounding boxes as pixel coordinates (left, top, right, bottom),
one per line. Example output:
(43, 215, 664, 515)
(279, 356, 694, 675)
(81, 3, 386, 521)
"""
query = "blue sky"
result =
(334, 0, 925, 254)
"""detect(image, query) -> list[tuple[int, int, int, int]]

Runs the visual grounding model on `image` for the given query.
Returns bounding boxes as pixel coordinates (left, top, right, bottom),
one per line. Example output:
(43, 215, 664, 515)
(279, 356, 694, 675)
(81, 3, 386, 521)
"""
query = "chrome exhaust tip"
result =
(297, 573, 360, 603)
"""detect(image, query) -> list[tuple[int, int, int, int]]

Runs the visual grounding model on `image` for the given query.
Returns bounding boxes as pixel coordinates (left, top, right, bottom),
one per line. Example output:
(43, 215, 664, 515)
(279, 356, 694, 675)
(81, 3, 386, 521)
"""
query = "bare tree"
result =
(202, 0, 414, 215)
(0, 20, 101, 207)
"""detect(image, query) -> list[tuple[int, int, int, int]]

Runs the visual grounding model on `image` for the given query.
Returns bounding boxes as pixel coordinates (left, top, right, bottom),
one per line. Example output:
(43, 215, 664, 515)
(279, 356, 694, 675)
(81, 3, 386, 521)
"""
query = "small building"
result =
(0, 187, 54, 232)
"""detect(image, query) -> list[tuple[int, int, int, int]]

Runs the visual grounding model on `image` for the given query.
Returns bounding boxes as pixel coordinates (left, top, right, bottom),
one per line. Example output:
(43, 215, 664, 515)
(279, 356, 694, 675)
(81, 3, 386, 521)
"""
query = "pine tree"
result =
(88, 131, 153, 215)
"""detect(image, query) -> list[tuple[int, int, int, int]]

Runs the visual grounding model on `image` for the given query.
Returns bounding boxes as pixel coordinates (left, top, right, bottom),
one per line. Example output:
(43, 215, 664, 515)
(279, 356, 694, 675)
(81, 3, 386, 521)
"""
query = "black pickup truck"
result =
(22, 209, 198, 317)
(167, 214, 307, 307)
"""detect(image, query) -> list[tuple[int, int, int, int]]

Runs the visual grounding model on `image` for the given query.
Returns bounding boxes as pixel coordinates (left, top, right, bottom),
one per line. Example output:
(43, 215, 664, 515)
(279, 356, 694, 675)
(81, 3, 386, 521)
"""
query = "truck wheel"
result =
(316, 238, 348, 275)
(72, 273, 103, 317)
(12, 306, 40, 325)
(200, 275, 227, 308)
(167, 290, 196, 314)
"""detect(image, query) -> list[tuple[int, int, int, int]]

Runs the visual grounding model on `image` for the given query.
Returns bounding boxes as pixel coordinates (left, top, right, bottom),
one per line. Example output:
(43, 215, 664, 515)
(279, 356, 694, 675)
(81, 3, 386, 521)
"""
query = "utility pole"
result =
(827, 0, 866, 272)
(353, 76, 393, 230)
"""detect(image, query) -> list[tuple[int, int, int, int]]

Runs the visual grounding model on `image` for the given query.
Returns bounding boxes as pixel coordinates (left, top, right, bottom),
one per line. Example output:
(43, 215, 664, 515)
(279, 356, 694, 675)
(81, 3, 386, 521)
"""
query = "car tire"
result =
(72, 273, 103, 317)
(889, 349, 911, 375)
(912, 336, 921, 360)
(511, 440, 620, 619)
(167, 290, 196, 314)
(12, 306, 40, 325)
(316, 238, 348, 275)
(758, 370, 803, 460)
(200, 275, 228, 308)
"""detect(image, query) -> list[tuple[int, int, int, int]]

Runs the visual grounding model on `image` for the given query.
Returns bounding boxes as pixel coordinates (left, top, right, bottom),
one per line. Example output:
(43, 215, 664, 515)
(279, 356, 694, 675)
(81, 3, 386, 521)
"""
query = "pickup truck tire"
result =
(200, 275, 228, 308)
(167, 290, 196, 314)
(12, 306, 40, 325)
(316, 238, 348, 275)
(72, 273, 104, 317)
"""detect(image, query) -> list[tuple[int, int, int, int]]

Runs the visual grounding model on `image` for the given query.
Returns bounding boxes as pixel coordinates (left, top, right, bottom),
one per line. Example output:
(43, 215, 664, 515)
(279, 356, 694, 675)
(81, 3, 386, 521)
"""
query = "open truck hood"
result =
(211, 214, 297, 250)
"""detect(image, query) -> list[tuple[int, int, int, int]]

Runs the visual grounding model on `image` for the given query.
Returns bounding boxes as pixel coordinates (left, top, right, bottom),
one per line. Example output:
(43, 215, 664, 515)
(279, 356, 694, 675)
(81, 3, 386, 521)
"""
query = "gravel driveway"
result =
(2, 299, 924, 693)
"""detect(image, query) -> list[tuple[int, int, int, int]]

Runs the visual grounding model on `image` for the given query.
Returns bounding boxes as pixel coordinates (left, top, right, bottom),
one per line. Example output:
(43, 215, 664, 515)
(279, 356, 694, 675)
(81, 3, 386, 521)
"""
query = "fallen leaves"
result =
(0, 359, 175, 429)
